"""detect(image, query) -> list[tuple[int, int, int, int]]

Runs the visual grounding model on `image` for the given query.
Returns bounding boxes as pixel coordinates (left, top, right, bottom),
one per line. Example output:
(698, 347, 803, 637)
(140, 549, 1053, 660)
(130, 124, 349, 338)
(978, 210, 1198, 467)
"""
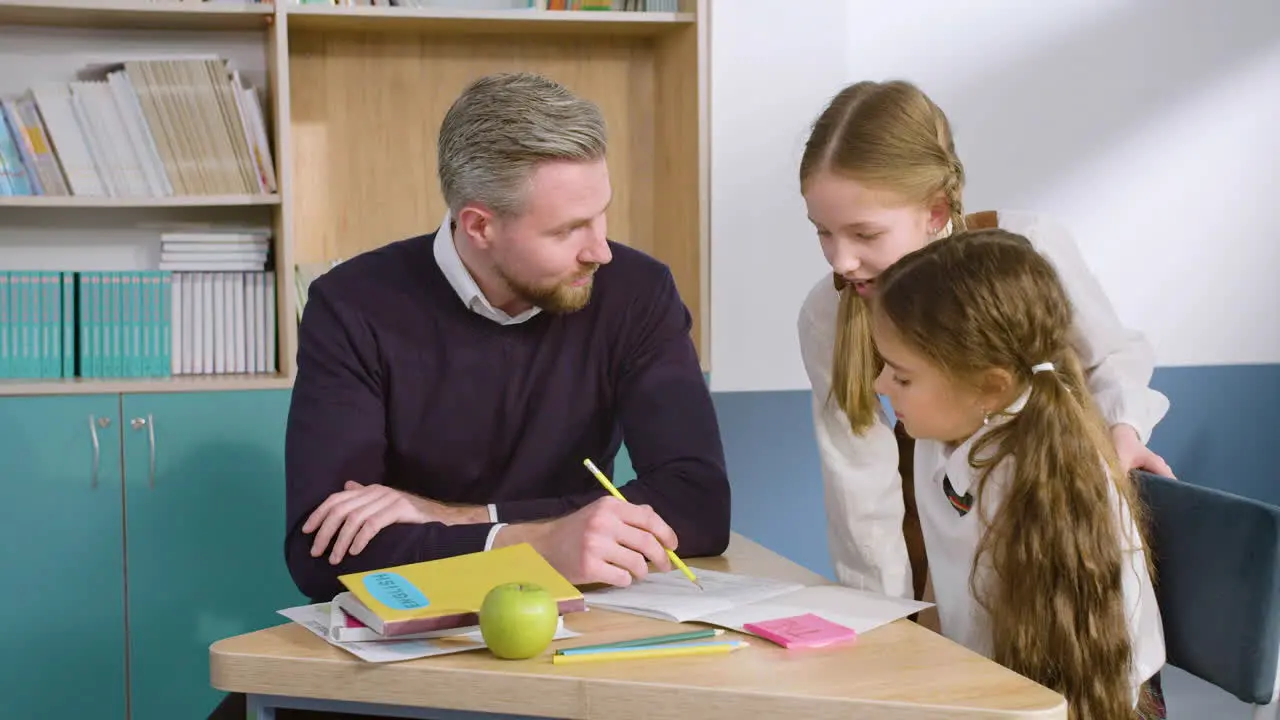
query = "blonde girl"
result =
(796, 80, 1173, 601)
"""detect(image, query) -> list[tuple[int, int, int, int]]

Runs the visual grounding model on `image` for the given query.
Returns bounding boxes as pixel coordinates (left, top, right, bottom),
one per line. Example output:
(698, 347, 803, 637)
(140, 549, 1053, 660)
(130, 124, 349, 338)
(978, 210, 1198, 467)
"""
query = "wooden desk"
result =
(210, 533, 1067, 719)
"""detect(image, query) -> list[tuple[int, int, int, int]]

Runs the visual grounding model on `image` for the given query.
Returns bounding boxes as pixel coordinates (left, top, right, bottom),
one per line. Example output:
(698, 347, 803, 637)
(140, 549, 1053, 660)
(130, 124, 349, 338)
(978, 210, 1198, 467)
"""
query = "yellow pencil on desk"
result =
(551, 640, 747, 665)
(582, 458, 704, 591)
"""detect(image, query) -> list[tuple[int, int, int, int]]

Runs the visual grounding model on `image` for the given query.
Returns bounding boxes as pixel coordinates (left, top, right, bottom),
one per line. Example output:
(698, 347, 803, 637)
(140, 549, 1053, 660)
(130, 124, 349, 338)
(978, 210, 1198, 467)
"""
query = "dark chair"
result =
(1135, 471, 1280, 719)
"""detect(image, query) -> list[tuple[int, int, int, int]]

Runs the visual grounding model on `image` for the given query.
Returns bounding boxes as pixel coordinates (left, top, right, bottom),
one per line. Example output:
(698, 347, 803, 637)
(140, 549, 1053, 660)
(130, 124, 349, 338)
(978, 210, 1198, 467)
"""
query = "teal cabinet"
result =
(0, 389, 304, 720)
(122, 390, 306, 720)
(0, 394, 127, 720)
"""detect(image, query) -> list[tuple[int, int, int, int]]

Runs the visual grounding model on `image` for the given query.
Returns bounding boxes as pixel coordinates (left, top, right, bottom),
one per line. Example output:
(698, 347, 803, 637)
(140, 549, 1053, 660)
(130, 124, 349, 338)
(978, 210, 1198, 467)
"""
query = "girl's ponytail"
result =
(874, 228, 1156, 720)
(970, 349, 1145, 720)
(830, 286, 882, 433)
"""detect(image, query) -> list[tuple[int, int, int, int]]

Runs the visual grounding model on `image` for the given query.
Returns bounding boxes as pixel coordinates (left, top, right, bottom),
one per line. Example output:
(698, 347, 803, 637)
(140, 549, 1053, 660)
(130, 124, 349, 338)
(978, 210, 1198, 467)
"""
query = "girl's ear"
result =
(927, 194, 950, 232)
(976, 367, 1016, 408)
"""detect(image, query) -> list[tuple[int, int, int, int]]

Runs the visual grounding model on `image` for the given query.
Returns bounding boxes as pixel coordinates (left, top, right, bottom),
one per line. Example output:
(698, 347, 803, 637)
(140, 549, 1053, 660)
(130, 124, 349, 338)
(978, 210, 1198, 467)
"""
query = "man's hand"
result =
(302, 481, 490, 565)
(1110, 424, 1175, 478)
(495, 497, 677, 586)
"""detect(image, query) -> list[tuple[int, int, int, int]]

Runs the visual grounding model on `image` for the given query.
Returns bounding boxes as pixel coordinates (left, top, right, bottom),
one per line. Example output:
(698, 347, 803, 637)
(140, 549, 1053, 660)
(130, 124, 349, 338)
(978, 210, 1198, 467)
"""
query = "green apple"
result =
(478, 582, 559, 660)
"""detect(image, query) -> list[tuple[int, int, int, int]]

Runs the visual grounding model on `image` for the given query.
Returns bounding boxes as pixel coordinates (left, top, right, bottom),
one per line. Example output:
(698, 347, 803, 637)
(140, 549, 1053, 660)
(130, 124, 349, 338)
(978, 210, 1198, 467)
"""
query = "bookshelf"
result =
(284, 4, 696, 33)
(0, 193, 280, 208)
(0, 0, 275, 31)
(0, 0, 710, 397)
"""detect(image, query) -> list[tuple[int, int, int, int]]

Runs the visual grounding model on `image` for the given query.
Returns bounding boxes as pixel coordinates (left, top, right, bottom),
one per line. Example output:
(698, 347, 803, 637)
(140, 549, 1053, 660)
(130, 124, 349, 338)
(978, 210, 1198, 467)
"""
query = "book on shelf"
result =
(293, 258, 345, 323)
(160, 226, 272, 272)
(0, 270, 171, 381)
(151, 223, 278, 376)
(0, 56, 276, 199)
(0, 265, 278, 382)
(171, 269, 276, 376)
(0, 272, 78, 381)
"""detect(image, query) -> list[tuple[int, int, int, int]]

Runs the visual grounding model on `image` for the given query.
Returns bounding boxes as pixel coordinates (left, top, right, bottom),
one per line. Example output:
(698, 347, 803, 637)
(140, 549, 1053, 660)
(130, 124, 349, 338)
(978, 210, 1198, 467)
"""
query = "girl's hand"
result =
(1111, 424, 1175, 478)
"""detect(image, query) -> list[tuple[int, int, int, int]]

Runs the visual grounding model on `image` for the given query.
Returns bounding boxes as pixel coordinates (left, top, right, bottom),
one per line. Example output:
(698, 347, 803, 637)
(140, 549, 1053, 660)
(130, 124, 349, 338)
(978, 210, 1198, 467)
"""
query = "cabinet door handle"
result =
(88, 414, 100, 489)
(88, 415, 112, 489)
(131, 414, 156, 488)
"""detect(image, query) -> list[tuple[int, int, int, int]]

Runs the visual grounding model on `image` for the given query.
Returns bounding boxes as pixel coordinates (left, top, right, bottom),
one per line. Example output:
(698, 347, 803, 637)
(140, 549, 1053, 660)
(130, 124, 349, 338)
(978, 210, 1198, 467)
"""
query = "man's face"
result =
(486, 158, 614, 313)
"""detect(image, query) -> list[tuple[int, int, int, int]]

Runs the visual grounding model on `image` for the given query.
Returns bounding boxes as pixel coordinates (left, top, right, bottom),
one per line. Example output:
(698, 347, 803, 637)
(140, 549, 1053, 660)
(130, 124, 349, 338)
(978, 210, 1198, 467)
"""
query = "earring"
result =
(981, 410, 990, 426)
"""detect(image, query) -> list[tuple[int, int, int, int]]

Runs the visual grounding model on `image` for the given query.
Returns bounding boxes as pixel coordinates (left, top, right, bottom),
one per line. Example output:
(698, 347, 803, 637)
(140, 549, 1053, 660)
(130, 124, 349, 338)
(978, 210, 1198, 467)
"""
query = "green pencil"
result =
(555, 628, 725, 655)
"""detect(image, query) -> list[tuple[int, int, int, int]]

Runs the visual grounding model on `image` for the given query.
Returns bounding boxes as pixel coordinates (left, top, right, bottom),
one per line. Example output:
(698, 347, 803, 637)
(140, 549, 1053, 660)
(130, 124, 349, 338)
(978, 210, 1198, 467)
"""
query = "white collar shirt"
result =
(431, 210, 540, 326)
(913, 390, 1166, 707)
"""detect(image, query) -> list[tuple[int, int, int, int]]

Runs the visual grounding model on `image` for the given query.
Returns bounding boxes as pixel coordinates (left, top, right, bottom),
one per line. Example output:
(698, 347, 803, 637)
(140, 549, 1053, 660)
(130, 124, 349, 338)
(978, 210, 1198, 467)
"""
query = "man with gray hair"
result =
(283, 72, 731, 604)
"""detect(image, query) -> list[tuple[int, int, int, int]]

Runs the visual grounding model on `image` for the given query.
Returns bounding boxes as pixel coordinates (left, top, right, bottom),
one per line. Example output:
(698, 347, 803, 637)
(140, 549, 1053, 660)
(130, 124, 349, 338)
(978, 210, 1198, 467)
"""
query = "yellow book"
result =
(334, 543, 585, 637)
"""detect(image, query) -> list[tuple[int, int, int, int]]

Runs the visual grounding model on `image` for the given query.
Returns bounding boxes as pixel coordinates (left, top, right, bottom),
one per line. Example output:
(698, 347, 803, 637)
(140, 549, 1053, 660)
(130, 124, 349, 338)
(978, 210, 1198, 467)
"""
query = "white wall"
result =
(709, 0, 1280, 393)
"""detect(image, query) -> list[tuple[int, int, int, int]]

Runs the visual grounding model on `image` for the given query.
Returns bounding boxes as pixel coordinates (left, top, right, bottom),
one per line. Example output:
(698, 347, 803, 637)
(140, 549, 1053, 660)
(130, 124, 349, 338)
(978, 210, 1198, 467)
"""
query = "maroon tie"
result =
(896, 421, 928, 601)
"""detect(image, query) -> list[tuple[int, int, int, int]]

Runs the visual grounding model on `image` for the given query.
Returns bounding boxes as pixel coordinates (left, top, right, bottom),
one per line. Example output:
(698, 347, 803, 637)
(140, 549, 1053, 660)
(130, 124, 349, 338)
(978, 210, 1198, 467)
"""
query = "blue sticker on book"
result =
(363, 572, 429, 610)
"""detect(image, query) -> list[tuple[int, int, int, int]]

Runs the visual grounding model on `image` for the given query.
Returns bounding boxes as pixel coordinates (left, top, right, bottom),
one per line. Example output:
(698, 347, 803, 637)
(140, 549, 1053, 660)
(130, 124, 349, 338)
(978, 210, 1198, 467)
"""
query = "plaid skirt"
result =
(1135, 671, 1168, 720)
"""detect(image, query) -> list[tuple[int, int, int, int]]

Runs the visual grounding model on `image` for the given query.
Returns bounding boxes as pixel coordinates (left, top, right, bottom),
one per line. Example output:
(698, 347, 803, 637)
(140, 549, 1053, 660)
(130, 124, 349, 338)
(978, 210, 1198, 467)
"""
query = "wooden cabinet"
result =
(0, 389, 305, 720)
(122, 389, 304, 720)
(0, 394, 128, 720)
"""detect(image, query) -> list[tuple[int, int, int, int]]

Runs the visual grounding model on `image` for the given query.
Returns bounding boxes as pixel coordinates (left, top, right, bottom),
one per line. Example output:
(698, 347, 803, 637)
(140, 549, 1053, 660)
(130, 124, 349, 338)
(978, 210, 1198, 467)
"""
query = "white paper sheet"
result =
(583, 570, 932, 638)
(693, 584, 931, 636)
(277, 601, 581, 663)
(582, 568, 805, 622)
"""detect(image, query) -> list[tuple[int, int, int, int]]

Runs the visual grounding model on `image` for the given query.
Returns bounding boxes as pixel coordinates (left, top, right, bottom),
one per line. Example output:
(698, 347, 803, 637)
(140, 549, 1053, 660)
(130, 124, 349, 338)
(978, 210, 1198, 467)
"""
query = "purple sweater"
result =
(284, 232, 731, 601)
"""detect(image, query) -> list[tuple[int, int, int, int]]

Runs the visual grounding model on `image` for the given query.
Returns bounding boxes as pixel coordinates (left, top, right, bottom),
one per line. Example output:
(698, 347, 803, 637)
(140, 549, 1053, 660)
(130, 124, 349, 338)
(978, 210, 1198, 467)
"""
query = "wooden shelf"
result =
(283, 5, 695, 35)
(0, 0, 274, 31)
(0, 0, 709, 392)
(0, 194, 282, 209)
(286, 0, 708, 359)
(0, 373, 292, 397)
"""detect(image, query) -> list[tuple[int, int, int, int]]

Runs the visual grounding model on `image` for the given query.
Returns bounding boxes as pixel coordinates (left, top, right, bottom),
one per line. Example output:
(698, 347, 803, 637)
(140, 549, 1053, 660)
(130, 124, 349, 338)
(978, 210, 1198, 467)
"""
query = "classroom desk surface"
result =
(210, 533, 1067, 719)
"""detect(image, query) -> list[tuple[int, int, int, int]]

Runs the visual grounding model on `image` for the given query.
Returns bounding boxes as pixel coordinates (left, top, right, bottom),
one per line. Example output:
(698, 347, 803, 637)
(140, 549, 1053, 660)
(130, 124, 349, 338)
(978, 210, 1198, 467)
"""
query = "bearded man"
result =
(282, 72, 731, 604)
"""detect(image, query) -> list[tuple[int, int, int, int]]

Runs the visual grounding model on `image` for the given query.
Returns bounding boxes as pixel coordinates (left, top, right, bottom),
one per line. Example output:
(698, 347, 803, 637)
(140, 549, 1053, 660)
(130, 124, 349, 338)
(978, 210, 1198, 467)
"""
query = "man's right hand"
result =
(495, 496, 677, 586)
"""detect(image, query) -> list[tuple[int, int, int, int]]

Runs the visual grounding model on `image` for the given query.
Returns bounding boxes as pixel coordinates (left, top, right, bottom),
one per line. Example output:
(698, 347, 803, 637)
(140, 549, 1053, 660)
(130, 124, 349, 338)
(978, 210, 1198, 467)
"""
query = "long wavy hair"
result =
(874, 228, 1154, 720)
(799, 79, 966, 433)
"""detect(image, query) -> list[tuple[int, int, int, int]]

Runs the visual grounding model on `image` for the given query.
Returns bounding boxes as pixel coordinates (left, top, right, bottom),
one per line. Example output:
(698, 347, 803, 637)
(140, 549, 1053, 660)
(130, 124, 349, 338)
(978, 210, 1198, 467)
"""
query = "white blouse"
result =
(796, 209, 1170, 598)
(914, 391, 1166, 706)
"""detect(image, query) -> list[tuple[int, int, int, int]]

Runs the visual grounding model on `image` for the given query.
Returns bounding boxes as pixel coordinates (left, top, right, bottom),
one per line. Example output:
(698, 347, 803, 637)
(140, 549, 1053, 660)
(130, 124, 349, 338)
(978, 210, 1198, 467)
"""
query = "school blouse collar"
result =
(938, 387, 1032, 497)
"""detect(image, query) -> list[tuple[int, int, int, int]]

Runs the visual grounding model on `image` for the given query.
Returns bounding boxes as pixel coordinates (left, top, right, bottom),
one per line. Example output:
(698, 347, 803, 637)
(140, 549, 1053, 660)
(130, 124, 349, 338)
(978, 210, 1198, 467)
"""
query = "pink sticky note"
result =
(743, 613, 857, 649)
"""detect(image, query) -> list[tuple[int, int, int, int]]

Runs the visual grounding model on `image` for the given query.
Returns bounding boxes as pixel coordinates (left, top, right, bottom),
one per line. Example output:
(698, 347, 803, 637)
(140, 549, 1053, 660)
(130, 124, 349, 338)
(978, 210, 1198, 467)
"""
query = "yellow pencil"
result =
(552, 640, 746, 665)
(582, 458, 704, 591)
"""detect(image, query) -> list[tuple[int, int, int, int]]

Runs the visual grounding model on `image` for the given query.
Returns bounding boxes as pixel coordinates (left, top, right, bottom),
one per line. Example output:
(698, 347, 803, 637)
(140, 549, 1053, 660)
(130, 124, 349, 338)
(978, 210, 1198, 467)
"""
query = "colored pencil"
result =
(582, 458, 704, 590)
(555, 628, 724, 655)
(551, 640, 747, 665)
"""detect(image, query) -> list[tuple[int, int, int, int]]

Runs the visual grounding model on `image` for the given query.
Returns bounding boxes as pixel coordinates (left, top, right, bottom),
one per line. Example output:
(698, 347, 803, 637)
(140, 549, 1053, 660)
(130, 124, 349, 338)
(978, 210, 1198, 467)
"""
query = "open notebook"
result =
(583, 569, 932, 636)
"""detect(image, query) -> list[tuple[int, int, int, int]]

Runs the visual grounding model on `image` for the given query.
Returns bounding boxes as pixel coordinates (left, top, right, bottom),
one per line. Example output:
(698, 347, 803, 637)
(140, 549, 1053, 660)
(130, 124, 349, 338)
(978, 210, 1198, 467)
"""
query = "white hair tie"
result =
(1031, 362, 1055, 374)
